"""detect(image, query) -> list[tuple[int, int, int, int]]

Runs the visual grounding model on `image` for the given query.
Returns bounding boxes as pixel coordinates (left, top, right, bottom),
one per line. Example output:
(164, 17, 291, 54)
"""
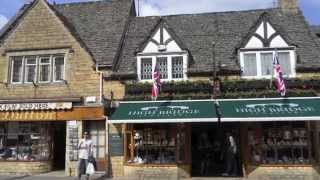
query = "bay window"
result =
(240, 49, 295, 79)
(9, 54, 65, 84)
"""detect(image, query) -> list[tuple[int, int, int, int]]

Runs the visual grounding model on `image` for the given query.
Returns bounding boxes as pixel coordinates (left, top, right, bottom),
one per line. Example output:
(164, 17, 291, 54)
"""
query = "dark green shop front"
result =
(109, 97, 320, 178)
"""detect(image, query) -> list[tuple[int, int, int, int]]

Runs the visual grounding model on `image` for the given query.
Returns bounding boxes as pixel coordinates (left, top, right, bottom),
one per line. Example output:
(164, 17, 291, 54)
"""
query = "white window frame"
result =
(8, 51, 67, 85)
(239, 49, 296, 79)
(24, 56, 38, 84)
(137, 53, 188, 82)
(52, 55, 65, 82)
(10, 57, 24, 84)
(38, 56, 51, 83)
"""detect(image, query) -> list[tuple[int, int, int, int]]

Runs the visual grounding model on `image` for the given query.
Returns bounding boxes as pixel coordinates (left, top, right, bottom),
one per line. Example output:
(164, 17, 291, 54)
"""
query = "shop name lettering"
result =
(0, 103, 50, 111)
(0, 112, 56, 120)
(128, 106, 200, 117)
(235, 103, 315, 114)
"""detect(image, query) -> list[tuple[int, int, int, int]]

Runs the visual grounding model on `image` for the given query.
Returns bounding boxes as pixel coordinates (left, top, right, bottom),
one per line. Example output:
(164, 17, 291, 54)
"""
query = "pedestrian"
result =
(78, 131, 93, 180)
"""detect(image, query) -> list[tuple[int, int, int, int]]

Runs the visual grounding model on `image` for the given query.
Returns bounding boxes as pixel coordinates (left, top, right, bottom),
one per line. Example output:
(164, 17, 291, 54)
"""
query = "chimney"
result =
(279, 0, 298, 13)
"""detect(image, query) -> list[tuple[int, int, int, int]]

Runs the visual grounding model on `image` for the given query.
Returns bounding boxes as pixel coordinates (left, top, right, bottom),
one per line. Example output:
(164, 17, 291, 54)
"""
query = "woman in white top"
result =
(78, 131, 93, 180)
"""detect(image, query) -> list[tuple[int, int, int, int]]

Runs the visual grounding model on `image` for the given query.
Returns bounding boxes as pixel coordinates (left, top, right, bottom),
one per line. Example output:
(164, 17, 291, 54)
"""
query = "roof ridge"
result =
(136, 7, 276, 19)
(53, 0, 111, 7)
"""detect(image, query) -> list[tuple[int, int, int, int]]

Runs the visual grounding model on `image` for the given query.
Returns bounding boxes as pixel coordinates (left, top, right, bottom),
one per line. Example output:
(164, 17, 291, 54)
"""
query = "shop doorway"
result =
(84, 121, 106, 171)
(191, 123, 242, 177)
(53, 122, 66, 170)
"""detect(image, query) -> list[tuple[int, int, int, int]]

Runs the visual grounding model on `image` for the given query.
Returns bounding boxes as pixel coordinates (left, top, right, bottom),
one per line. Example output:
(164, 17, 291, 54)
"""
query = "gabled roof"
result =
(136, 18, 187, 53)
(0, 0, 134, 66)
(114, 8, 320, 77)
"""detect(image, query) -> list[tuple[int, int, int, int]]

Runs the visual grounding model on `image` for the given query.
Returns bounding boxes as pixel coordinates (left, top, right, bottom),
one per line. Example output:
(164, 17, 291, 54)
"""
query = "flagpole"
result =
(269, 51, 275, 89)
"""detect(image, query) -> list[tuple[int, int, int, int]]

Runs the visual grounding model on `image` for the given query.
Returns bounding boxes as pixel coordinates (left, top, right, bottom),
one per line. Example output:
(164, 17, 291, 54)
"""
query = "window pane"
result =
(157, 57, 168, 79)
(141, 58, 152, 80)
(172, 56, 183, 79)
(243, 54, 257, 76)
(39, 57, 50, 82)
(261, 53, 273, 76)
(11, 57, 23, 83)
(54, 56, 64, 81)
(278, 52, 291, 76)
(25, 56, 37, 83)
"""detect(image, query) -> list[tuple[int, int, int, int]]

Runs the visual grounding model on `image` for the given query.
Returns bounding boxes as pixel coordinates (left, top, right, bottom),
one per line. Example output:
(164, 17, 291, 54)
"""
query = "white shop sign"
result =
(0, 102, 72, 111)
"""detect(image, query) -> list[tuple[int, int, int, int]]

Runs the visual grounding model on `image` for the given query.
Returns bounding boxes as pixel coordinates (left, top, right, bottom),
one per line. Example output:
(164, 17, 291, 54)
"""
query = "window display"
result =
(248, 122, 311, 165)
(125, 124, 189, 165)
(0, 122, 51, 161)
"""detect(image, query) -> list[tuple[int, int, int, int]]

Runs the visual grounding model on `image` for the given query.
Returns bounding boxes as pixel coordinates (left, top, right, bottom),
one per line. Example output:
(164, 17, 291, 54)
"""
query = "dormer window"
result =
(137, 20, 188, 81)
(239, 18, 296, 79)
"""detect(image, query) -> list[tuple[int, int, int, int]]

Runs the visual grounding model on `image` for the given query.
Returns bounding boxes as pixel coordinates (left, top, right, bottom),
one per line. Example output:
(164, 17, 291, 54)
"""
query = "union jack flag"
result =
(151, 62, 161, 100)
(273, 52, 286, 96)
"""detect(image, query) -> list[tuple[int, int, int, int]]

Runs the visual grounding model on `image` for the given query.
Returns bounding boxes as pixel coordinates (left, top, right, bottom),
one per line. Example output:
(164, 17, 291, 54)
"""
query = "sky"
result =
(0, 0, 319, 30)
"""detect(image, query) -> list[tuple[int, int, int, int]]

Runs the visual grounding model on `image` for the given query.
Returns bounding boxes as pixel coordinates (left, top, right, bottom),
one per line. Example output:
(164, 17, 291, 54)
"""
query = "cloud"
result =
(0, 15, 8, 30)
(138, 0, 274, 16)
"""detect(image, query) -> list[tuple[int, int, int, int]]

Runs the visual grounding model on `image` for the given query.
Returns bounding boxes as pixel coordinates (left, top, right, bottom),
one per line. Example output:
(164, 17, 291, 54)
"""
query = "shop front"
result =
(109, 100, 218, 178)
(109, 97, 320, 179)
(218, 97, 320, 179)
(0, 98, 105, 175)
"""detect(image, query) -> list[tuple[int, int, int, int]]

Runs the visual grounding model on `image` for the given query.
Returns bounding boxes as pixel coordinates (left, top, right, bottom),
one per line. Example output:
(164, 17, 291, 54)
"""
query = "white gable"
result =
(244, 20, 289, 49)
(270, 35, 288, 47)
(256, 23, 264, 37)
(245, 36, 263, 48)
(267, 22, 276, 39)
(141, 25, 183, 53)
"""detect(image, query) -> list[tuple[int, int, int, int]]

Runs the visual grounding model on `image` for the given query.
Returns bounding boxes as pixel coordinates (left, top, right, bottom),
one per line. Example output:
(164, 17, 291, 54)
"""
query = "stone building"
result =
(0, 0, 133, 175)
(1, 0, 320, 179)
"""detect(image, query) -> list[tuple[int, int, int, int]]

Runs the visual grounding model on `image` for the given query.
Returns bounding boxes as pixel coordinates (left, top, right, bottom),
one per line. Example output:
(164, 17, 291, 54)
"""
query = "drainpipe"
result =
(95, 64, 104, 105)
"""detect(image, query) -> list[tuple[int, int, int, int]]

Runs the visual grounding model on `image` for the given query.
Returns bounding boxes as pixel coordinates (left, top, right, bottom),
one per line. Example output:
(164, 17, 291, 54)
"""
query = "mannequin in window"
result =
(222, 132, 238, 176)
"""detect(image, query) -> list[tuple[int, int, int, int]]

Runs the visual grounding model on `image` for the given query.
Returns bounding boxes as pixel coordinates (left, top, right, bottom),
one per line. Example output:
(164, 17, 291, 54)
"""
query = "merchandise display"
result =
(0, 122, 51, 161)
(249, 125, 310, 165)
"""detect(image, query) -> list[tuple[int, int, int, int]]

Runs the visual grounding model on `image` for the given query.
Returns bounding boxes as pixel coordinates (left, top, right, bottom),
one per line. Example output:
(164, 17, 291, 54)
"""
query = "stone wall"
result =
(124, 165, 178, 180)
(248, 166, 320, 180)
(0, 161, 52, 175)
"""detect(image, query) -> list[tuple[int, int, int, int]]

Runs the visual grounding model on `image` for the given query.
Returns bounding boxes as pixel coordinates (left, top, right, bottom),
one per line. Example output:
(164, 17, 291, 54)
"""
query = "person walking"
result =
(78, 131, 93, 180)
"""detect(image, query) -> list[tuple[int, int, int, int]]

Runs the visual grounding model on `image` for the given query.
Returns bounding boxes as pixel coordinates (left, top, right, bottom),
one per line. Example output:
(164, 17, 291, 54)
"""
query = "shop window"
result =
(125, 124, 189, 165)
(0, 122, 52, 161)
(9, 54, 65, 84)
(248, 122, 312, 165)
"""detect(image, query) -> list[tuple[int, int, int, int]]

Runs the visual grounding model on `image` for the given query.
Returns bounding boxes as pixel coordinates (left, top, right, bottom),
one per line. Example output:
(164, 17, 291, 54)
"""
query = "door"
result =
(191, 123, 242, 177)
(85, 121, 106, 171)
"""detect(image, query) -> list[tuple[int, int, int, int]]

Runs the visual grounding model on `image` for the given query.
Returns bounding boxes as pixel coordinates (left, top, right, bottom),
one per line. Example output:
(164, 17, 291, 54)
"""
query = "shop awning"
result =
(109, 100, 218, 123)
(219, 97, 320, 122)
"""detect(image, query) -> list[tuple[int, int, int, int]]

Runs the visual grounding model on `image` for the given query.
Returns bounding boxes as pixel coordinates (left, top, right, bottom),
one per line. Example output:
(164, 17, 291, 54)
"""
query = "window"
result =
(138, 55, 187, 81)
(248, 122, 312, 165)
(240, 50, 295, 78)
(125, 124, 189, 165)
(9, 54, 65, 84)
(11, 57, 23, 83)
(172, 56, 183, 79)
(39, 56, 51, 83)
(0, 122, 52, 161)
(53, 56, 65, 82)
(141, 58, 152, 80)
(157, 57, 168, 79)
(24, 56, 37, 83)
